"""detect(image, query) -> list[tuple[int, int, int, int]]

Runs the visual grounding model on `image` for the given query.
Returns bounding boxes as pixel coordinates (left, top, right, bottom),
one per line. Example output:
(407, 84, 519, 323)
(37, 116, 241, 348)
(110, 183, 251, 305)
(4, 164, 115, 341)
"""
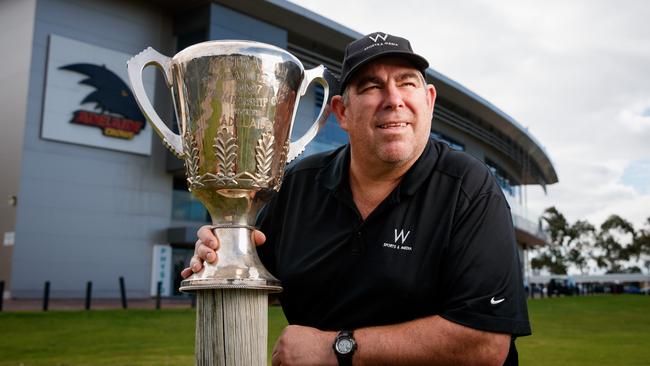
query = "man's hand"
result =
(180, 225, 267, 278)
(272, 325, 337, 366)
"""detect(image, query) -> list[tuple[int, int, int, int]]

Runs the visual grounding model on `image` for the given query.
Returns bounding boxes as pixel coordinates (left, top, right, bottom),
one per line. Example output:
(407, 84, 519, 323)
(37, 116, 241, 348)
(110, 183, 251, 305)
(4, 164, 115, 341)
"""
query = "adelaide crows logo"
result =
(59, 63, 146, 140)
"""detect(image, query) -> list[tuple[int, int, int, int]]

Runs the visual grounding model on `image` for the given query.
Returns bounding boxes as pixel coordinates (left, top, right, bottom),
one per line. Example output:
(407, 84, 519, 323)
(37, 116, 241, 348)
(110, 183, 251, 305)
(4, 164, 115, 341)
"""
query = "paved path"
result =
(0, 297, 194, 312)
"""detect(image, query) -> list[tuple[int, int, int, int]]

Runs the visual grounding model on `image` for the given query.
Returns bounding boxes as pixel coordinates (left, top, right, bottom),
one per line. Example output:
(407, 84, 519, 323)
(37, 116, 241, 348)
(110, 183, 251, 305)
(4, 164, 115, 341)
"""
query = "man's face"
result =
(333, 57, 436, 169)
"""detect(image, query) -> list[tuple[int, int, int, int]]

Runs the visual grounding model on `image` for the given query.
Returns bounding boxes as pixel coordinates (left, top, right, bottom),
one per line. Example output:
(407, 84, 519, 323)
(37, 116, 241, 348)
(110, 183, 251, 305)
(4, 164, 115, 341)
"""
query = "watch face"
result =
(336, 338, 354, 354)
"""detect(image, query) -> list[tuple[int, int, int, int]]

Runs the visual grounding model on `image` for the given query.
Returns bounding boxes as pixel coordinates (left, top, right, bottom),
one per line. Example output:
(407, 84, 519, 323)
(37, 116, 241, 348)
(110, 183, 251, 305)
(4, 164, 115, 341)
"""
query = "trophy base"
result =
(178, 226, 282, 293)
(180, 278, 282, 293)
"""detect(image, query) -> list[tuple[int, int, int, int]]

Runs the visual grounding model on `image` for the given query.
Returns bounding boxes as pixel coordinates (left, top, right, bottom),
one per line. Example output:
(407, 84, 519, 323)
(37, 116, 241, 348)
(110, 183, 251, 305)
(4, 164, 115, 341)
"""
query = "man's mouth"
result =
(377, 122, 408, 129)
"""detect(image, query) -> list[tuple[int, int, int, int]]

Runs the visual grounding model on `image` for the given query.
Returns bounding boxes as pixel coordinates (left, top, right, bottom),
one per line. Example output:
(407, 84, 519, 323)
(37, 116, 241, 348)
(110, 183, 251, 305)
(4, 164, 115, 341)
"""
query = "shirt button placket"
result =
(352, 229, 364, 255)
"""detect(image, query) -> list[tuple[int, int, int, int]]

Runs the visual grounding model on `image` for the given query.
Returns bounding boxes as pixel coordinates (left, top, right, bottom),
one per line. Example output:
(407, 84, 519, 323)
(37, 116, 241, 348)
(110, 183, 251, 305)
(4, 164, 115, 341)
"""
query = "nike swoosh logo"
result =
(490, 297, 505, 305)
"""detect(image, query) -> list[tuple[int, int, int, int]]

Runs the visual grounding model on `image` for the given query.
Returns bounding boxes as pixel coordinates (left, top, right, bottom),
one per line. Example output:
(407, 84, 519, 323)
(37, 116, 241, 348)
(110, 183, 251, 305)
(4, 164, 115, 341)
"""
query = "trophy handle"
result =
(127, 47, 184, 158)
(286, 65, 330, 162)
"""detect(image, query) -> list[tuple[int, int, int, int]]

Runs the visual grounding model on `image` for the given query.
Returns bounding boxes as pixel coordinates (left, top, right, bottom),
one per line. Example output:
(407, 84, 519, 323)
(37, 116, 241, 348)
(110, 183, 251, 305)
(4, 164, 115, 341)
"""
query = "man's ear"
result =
(426, 84, 437, 117)
(331, 95, 349, 131)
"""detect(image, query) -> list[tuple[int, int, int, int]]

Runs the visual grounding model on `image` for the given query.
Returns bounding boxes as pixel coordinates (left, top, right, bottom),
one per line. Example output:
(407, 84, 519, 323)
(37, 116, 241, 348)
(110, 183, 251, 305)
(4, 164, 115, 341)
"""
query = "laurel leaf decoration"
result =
(182, 130, 203, 190)
(214, 127, 238, 185)
(271, 140, 290, 191)
(253, 131, 275, 187)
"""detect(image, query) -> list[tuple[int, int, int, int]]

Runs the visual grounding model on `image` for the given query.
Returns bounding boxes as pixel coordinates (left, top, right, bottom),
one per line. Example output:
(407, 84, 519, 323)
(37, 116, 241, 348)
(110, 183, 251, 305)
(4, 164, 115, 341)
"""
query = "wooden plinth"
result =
(195, 289, 268, 366)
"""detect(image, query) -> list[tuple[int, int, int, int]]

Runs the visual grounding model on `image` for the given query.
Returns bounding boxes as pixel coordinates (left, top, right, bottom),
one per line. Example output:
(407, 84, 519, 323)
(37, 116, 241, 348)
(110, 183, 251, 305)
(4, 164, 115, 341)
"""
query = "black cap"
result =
(338, 32, 429, 94)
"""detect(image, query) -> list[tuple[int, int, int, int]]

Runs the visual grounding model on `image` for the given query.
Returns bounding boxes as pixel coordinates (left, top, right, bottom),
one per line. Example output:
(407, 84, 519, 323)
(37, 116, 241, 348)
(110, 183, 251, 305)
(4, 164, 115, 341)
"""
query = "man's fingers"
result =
(197, 225, 220, 250)
(271, 340, 282, 366)
(253, 230, 266, 246)
(189, 254, 203, 272)
(181, 267, 193, 279)
(197, 225, 264, 248)
(184, 246, 217, 278)
(196, 243, 218, 264)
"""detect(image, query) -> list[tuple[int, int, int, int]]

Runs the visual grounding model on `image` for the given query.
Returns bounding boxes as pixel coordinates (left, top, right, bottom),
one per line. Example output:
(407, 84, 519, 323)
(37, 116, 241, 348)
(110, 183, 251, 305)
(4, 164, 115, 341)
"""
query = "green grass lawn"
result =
(518, 295, 650, 365)
(0, 295, 648, 365)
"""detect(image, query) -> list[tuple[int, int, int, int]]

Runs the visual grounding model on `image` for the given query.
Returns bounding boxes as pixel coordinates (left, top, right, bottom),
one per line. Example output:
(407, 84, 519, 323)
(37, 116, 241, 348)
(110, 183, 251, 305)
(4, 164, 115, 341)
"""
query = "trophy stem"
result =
(196, 289, 268, 366)
(179, 227, 281, 292)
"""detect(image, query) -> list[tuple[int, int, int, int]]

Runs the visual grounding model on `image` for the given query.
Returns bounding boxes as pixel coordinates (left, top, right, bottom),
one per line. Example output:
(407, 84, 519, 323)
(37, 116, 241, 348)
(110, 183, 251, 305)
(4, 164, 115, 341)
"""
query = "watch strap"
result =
(333, 329, 356, 366)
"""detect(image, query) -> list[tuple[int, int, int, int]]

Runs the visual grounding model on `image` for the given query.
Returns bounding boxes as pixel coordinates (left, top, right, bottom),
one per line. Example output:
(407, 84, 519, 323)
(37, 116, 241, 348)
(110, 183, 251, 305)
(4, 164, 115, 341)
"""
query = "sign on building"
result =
(150, 244, 172, 296)
(41, 34, 155, 155)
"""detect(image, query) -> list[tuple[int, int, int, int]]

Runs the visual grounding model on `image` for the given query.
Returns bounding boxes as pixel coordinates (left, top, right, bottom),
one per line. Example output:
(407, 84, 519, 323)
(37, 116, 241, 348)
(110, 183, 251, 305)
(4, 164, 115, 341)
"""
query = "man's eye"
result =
(361, 84, 380, 92)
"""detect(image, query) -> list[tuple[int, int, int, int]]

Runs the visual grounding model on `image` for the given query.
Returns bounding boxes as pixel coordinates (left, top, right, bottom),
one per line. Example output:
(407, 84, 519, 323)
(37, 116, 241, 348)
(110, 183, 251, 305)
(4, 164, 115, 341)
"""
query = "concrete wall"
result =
(0, 0, 37, 298)
(11, 0, 175, 298)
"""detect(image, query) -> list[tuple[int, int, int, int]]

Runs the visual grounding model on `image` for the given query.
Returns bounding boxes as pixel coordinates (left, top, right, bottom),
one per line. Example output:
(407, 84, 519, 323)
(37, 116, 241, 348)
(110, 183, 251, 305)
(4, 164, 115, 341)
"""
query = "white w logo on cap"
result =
(368, 33, 388, 42)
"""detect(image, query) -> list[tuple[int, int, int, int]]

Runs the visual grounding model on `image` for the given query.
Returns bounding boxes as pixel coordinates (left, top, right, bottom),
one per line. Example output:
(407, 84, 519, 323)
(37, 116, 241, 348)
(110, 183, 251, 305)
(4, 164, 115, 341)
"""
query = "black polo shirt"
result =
(257, 139, 531, 338)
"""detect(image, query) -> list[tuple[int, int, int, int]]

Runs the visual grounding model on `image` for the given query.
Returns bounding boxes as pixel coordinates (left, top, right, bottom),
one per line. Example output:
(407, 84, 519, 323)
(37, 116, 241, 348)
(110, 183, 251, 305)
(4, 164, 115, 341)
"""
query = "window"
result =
(171, 177, 210, 222)
(430, 131, 465, 151)
(293, 85, 349, 158)
(485, 160, 519, 198)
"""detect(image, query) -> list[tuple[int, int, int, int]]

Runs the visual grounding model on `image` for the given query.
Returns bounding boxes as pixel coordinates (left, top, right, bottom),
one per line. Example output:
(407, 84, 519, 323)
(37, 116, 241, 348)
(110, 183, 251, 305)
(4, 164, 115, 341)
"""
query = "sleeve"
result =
(438, 189, 531, 337)
(255, 188, 283, 276)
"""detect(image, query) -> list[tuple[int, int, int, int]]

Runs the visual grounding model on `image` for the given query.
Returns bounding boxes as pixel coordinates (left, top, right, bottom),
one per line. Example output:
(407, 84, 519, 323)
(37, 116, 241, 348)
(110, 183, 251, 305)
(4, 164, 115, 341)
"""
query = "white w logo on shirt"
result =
(394, 229, 411, 244)
(368, 33, 388, 43)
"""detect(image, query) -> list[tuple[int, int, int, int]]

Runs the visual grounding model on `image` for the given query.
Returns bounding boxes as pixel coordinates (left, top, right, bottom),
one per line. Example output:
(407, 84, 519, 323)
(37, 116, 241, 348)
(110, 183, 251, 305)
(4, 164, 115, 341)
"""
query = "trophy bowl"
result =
(127, 40, 330, 293)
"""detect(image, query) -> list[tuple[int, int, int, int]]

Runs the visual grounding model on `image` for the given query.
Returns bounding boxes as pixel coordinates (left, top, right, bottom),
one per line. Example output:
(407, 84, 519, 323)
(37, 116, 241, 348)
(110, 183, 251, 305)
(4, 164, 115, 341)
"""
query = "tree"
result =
(631, 218, 650, 272)
(531, 207, 595, 274)
(532, 208, 650, 275)
(531, 207, 569, 274)
(593, 215, 636, 273)
(565, 220, 596, 274)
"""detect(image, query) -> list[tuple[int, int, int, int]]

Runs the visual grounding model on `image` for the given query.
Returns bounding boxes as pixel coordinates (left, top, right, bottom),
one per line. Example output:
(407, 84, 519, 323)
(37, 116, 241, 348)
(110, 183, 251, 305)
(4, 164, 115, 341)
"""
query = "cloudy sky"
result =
(292, 0, 650, 229)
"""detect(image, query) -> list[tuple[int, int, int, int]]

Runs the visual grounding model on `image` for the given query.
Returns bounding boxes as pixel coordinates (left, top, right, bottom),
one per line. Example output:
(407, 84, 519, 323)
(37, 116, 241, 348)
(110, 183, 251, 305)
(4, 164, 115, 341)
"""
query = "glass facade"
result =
(430, 131, 465, 151)
(171, 177, 210, 222)
(293, 85, 348, 158)
(485, 159, 519, 198)
(300, 113, 348, 156)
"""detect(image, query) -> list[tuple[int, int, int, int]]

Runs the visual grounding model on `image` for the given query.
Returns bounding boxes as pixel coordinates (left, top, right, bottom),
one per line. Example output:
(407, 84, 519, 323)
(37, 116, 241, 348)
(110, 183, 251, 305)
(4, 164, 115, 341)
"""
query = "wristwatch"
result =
(333, 329, 357, 366)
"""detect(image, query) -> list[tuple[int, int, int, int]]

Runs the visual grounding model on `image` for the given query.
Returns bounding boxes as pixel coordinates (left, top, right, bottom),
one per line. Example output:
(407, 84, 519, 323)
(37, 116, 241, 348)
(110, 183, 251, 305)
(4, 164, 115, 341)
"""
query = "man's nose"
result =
(382, 83, 404, 110)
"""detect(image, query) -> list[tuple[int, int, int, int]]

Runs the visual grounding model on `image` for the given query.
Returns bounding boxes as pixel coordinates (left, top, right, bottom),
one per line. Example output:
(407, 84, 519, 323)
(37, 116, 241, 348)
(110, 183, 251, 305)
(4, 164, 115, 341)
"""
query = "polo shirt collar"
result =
(399, 139, 439, 196)
(317, 140, 440, 197)
(317, 145, 350, 192)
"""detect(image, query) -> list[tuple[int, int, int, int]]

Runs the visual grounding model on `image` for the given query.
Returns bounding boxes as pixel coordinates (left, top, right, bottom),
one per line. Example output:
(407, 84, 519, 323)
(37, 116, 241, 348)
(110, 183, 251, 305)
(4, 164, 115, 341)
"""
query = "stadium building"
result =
(0, 0, 558, 299)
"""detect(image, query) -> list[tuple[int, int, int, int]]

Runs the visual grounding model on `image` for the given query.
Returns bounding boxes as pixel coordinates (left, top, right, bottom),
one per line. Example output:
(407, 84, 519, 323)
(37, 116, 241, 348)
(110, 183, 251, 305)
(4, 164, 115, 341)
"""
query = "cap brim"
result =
(340, 50, 429, 94)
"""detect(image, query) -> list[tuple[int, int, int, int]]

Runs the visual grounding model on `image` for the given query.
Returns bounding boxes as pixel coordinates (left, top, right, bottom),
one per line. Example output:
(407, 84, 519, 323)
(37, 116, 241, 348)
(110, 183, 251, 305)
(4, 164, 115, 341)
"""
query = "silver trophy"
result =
(127, 40, 330, 293)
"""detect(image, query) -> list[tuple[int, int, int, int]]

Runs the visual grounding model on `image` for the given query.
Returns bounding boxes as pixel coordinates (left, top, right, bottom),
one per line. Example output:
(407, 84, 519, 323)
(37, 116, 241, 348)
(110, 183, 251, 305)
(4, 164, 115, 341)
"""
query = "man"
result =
(182, 32, 531, 365)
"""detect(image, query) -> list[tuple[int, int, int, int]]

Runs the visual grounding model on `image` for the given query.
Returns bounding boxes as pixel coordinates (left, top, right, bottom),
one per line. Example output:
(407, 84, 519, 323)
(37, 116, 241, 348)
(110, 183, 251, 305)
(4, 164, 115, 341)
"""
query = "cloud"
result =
(292, 0, 650, 228)
(618, 101, 650, 133)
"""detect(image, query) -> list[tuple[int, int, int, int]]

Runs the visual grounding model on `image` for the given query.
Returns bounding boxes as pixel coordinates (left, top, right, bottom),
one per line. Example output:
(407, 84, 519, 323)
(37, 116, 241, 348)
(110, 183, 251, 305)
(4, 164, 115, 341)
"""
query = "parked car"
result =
(623, 285, 641, 294)
(548, 278, 577, 296)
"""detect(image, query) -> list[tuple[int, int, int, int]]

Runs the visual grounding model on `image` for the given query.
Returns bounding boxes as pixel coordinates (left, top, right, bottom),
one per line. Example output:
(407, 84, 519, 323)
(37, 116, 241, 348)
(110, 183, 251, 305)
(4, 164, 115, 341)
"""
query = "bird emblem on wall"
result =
(59, 63, 147, 139)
